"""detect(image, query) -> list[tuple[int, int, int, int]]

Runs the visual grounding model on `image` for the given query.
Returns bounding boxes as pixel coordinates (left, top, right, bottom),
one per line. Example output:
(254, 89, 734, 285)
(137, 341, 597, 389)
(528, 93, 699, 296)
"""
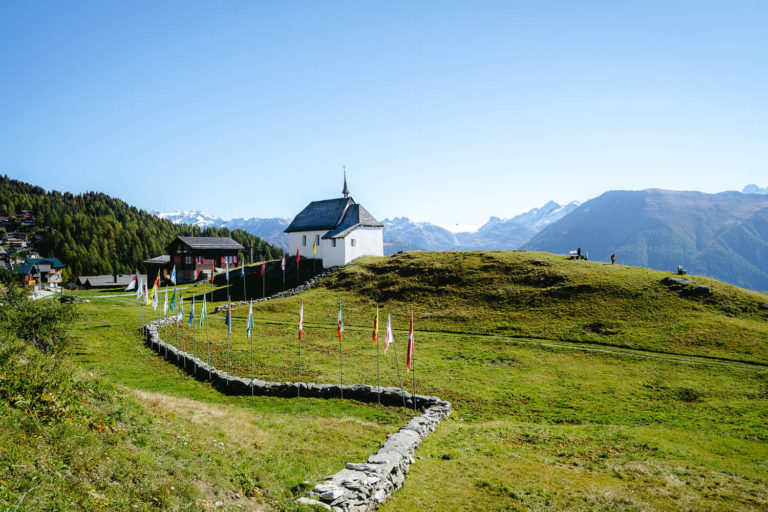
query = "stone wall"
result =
(141, 318, 451, 511)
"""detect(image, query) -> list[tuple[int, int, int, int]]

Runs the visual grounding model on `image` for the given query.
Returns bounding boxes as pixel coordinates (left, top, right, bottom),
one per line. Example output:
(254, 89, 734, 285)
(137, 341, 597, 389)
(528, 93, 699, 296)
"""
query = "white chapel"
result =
(284, 173, 384, 268)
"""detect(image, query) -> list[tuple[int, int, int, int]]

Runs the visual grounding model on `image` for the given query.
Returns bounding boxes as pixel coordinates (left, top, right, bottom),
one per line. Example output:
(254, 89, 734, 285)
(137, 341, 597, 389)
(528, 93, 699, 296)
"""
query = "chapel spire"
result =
(342, 166, 350, 198)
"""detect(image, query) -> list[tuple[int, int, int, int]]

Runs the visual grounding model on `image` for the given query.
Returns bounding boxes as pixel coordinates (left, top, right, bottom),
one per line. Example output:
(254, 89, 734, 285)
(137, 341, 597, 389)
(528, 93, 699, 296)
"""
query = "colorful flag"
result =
(189, 296, 195, 326)
(148, 276, 159, 306)
(224, 300, 231, 334)
(151, 286, 159, 311)
(225, 260, 230, 282)
(407, 310, 414, 371)
(281, 254, 285, 271)
(163, 286, 169, 315)
(199, 295, 207, 327)
(170, 265, 176, 285)
(312, 239, 317, 255)
(210, 262, 215, 282)
(337, 302, 344, 341)
(178, 292, 184, 320)
(372, 305, 379, 345)
(168, 289, 177, 312)
(298, 300, 304, 340)
(241, 262, 245, 278)
(296, 248, 300, 263)
(125, 274, 137, 291)
(246, 300, 254, 339)
(385, 313, 393, 353)
(260, 260, 265, 276)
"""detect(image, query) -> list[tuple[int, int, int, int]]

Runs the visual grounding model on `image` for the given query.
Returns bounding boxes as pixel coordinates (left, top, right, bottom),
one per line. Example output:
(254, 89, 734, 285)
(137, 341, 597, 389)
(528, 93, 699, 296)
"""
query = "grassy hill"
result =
(4, 250, 767, 511)
(522, 189, 768, 292)
(222, 250, 768, 365)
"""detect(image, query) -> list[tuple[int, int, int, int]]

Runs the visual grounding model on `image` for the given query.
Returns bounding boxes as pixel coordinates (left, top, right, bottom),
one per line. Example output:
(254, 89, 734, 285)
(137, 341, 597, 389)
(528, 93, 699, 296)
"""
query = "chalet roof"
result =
(16, 262, 35, 275)
(168, 236, 244, 251)
(144, 255, 170, 264)
(323, 203, 384, 239)
(26, 257, 65, 268)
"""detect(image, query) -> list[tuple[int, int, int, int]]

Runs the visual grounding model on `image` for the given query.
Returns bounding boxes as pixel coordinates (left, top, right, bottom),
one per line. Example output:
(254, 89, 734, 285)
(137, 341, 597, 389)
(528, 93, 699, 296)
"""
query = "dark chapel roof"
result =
(284, 197, 383, 239)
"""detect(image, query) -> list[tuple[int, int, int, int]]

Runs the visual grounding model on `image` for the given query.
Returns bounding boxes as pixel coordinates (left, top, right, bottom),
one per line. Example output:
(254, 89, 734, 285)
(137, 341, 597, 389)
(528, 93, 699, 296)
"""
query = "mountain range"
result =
(523, 189, 768, 291)
(154, 185, 768, 291)
(153, 200, 580, 256)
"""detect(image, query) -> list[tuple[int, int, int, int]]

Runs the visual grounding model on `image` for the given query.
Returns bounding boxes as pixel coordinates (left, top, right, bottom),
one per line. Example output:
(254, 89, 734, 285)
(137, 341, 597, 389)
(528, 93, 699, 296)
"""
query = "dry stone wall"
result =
(141, 318, 450, 511)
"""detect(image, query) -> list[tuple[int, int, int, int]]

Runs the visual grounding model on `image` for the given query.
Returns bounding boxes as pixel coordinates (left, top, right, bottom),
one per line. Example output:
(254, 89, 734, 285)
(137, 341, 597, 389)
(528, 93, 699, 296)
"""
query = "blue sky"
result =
(1, 1, 766, 226)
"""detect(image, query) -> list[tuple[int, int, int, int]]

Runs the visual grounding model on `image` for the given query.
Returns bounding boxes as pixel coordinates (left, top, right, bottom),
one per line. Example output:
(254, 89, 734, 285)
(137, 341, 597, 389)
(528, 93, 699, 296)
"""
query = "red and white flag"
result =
(337, 302, 343, 341)
(298, 300, 304, 340)
(296, 248, 300, 263)
(125, 273, 137, 291)
(281, 254, 286, 271)
(385, 313, 394, 353)
(407, 310, 414, 371)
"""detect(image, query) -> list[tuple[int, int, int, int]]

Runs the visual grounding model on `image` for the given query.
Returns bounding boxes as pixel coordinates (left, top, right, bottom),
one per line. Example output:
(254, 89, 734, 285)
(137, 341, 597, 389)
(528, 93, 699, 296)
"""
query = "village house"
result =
(144, 236, 244, 285)
(285, 173, 383, 268)
(15, 257, 65, 288)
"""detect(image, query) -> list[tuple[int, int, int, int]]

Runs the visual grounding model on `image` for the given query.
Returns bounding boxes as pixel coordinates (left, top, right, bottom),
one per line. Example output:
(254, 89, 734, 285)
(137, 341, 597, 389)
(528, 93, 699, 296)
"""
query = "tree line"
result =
(0, 175, 282, 280)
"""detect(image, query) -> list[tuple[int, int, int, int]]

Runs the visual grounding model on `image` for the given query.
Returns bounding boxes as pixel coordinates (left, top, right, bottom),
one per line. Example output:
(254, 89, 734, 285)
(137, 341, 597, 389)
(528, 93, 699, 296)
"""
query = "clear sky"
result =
(1, 1, 766, 226)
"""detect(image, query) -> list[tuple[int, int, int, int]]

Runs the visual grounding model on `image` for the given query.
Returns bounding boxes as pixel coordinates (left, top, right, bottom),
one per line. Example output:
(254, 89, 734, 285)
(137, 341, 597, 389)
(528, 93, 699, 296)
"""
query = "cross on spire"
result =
(342, 166, 350, 198)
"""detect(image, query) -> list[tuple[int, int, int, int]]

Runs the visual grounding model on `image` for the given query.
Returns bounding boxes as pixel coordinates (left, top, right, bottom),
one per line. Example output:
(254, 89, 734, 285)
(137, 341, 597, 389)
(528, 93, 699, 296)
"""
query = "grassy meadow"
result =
(5, 250, 767, 510)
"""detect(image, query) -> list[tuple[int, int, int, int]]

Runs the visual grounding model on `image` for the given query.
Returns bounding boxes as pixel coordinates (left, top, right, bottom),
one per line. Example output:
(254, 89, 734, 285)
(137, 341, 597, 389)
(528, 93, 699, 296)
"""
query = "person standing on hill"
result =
(611, 252, 616, 264)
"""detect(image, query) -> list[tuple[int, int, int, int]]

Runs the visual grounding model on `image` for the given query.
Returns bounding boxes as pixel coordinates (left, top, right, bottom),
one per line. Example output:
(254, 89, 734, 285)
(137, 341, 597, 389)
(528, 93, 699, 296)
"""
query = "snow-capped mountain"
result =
(381, 200, 581, 255)
(152, 210, 290, 250)
(154, 200, 579, 256)
(743, 184, 768, 195)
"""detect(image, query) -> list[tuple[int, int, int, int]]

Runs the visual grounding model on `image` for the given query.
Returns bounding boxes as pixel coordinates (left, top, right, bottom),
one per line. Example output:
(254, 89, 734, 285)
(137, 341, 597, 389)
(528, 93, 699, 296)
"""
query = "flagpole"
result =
(180, 292, 185, 369)
(175, 283, 179, 353)
(192, 295, 197, 374)
(411, 308, 416, 411)
(262, 260, 265, 299)
(339, 301, 343, 400)
(249, 300, 254, 397)
(391, 310, 407, 408)
(298, 299, 303, 398)
(226, 273, 231, 377)
(206, 302, 211, 381)
(376, 305, 381, 405)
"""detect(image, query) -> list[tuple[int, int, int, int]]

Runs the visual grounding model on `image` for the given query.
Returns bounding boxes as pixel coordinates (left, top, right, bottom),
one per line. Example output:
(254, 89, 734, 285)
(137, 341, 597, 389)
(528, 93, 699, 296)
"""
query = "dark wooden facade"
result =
(165, 236, 243, 284)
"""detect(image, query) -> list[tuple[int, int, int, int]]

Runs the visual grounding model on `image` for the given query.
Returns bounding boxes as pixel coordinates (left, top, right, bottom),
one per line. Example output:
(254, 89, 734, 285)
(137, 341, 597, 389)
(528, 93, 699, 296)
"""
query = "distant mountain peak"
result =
(743, 184, 768, 195)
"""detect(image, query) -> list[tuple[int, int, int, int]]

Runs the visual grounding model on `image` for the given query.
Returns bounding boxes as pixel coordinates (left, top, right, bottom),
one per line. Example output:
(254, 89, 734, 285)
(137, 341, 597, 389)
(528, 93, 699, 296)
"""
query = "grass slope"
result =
(177, 250, 767, 511)
(10, 250, 767, 511)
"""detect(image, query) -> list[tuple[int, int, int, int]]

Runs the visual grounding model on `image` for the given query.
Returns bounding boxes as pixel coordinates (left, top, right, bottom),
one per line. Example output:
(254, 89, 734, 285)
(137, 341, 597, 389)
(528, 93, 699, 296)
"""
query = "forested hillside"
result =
(0, 176, 282, 278)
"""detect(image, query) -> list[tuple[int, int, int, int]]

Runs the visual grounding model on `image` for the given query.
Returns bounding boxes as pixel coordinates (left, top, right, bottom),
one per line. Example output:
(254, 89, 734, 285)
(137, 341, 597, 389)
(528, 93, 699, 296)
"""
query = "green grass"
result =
(179, 251, 768, 510)
(6, 250, 768, 511)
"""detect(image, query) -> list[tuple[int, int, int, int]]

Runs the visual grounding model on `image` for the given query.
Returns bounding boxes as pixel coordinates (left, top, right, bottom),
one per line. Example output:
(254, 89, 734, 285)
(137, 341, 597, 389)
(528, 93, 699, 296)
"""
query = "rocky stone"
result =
(295, 497, 332, 510)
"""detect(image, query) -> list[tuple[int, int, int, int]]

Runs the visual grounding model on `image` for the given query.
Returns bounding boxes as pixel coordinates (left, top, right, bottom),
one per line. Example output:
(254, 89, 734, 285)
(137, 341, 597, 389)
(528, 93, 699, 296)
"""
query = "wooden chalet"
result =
(166, 236, 244, 284)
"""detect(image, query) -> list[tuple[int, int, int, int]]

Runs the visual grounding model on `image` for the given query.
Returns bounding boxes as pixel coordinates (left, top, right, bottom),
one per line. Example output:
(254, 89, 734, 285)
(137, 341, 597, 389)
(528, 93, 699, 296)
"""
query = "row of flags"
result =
(301, 301, 414, 370)
(126, 252, 305, 295)
(127, 264, 414, 369)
